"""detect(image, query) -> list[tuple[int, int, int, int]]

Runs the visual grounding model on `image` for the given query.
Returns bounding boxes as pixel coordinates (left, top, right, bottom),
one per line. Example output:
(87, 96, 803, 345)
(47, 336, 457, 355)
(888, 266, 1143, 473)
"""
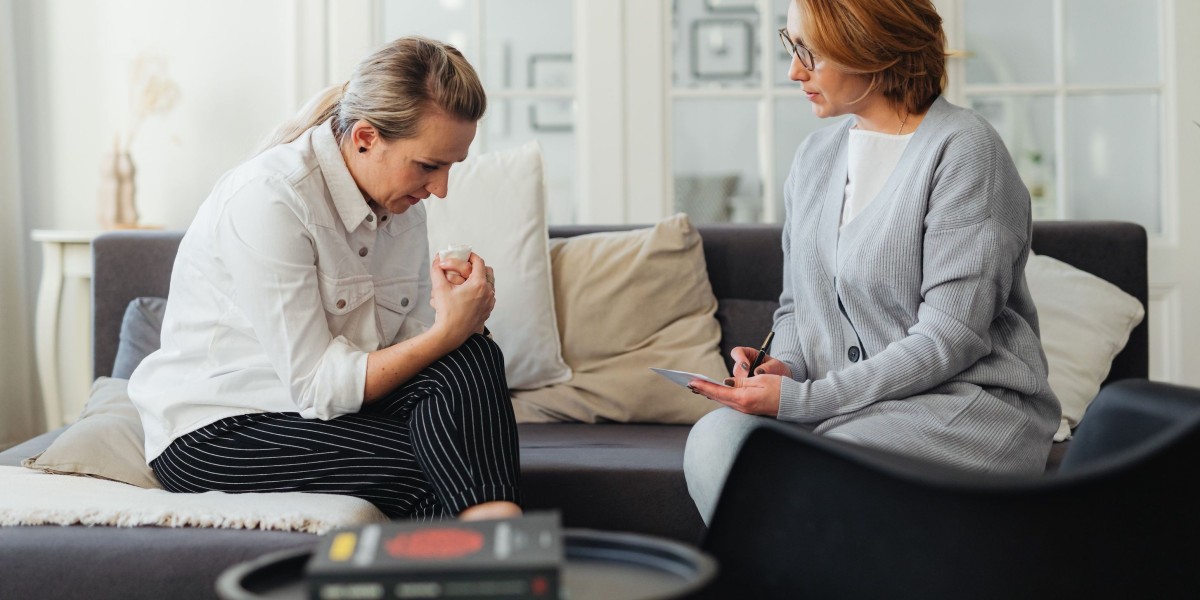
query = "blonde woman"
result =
(685, 0, 1061, 523)
(129, 37, 521, 522)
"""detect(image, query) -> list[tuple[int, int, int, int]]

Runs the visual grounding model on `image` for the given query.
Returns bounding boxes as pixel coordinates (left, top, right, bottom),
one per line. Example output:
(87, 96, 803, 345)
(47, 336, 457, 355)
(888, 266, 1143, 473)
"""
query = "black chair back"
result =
(699, 381, 1200, 599)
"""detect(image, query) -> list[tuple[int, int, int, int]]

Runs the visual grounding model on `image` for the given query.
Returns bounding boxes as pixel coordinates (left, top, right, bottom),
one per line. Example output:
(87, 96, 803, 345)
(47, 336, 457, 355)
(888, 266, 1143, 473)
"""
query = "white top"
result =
(841, 128, 913, 227)
(129, 119, 435, 461)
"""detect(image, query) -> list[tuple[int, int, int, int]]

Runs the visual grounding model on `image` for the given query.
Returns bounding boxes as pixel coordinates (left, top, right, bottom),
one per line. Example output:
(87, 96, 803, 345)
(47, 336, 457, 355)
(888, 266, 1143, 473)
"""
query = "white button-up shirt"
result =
(129, 119, 435, 461)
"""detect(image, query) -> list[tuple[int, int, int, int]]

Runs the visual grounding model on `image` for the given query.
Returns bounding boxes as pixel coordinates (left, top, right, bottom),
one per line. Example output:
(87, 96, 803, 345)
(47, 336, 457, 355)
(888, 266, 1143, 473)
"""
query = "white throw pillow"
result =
(1026, 253, 1145, 441)
(425, 140, 572, 390)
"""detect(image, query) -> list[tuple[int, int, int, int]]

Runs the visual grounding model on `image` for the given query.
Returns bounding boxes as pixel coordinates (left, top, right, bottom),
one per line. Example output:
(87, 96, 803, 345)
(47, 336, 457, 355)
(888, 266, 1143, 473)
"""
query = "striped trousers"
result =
(149, 334, 521, 520)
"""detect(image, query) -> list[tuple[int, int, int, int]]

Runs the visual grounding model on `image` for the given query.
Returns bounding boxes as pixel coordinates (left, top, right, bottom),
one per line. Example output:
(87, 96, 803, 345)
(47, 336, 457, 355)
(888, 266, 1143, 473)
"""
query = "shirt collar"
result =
(313, 118, 375, 232)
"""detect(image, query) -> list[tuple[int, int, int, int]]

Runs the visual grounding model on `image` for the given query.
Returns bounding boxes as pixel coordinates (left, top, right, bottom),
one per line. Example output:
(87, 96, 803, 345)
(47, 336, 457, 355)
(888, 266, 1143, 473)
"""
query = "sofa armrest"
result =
(1059, 379, 1200, 472)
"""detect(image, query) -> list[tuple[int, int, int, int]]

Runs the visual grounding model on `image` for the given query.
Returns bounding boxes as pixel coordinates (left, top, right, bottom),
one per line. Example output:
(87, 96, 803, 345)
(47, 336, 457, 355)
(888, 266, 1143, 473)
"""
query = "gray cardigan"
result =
(772, 97, 1061, 475)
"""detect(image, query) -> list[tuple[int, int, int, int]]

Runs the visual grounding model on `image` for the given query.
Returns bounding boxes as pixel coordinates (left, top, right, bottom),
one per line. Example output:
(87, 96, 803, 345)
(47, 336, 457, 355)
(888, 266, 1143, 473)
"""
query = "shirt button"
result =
(400, 297, 409, 308)
(381, 215, 389, 222)
(848, 346, 861, 362)
(359, 247, 368, 257)
(336, 299, 346, 309)
(366, 214, 374, 223)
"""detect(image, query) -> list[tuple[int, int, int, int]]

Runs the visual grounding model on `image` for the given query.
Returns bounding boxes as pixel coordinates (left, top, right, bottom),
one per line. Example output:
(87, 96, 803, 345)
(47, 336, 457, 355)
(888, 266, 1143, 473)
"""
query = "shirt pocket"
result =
(374, 277, 421, 345)
(317, 271, 375, 332)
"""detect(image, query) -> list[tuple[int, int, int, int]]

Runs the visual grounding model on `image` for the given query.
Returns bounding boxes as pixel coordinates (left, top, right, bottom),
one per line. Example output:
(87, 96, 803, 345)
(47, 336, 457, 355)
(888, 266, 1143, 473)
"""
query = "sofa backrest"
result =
(92, 221, 1148, 385)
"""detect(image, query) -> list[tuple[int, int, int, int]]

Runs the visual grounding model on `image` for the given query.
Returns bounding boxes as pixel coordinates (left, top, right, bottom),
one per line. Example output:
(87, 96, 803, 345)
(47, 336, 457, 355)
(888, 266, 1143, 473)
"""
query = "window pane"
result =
(1065, 93, 1159, 233)
(673, 99, 759, 223)
(969, 95, 1057, 220)
(772, 0, 793, 87)
(963, 0, 1054, 85)
(673, 0, 761, 89)
(1064, 0, 1159, 86)
(381, 0, 474, 60)
(773, 98, 827, 222)
(483, 0, 573, 91)
(485, 98, 577, 225)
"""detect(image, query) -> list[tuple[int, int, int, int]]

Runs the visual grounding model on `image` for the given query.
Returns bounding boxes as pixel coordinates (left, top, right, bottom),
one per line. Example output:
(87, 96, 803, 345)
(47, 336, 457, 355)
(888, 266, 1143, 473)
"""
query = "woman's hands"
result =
(729, 346, 792, 379)
(430, 253, 495, 344)
(687, 347, 792, 417)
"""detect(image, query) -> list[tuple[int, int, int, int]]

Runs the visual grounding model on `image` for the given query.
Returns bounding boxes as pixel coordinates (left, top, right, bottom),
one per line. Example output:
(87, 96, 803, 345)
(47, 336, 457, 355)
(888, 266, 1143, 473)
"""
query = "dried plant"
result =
(122, 53, 180, 152)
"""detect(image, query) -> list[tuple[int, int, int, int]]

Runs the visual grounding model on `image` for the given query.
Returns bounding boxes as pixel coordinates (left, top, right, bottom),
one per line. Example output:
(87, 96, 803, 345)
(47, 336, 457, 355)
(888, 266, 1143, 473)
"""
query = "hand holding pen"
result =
(693, 329, 789, 416)
(729, 330, 791, 380)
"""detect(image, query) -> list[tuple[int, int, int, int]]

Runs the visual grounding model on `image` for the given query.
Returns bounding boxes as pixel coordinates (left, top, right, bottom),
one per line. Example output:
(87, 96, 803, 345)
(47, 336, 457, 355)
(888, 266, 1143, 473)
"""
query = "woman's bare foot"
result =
(458, 501, 523, 522)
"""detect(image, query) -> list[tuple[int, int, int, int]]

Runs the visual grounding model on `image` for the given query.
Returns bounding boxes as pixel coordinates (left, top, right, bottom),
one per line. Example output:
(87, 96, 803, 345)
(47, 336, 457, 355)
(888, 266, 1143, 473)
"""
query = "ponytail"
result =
(254, 83, 345, 155)
(254, 37, 486, 156)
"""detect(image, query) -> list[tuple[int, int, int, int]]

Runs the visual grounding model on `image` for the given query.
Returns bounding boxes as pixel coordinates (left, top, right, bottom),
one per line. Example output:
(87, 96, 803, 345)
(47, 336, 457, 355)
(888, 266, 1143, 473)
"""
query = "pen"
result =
(745, 330, 775, 376)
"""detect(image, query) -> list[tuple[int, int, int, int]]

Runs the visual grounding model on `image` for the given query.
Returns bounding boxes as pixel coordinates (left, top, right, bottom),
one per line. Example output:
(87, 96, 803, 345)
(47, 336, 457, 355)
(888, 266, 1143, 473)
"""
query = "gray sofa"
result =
(0, 221, 1148, 600)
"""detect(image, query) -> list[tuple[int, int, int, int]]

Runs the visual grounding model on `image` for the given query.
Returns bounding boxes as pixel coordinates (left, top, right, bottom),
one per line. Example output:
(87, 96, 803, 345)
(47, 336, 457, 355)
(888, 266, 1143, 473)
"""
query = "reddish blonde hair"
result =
(800, 0, 946, 114)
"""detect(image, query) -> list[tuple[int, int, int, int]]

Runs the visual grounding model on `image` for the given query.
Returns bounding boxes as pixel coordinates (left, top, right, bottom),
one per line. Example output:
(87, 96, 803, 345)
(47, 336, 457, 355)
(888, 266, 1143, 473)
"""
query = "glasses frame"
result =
(777, 27, 815, 71)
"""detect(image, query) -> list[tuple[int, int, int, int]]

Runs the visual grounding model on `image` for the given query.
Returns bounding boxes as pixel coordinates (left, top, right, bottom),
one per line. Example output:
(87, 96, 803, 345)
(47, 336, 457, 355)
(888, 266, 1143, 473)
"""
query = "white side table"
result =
(32, 229, 100, 431)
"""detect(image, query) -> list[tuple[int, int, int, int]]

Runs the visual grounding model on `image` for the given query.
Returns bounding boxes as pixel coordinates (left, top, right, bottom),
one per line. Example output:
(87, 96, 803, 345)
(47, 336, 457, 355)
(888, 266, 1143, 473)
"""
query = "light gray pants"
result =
(685, 407, 851, 525)
(684, 408, 779, 525)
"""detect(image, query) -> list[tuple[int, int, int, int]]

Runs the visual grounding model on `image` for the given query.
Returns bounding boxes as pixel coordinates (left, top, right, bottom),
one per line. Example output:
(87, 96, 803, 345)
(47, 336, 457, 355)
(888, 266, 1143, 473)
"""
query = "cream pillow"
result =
(426, 140, 572, 390)
(1026, 252, 1146, 441)
(512, 213, 725, 423)
(23, 377, 161, 489)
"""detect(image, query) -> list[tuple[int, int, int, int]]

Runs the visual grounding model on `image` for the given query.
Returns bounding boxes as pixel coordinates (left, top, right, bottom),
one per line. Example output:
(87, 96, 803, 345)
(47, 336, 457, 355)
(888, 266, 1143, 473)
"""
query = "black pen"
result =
(746, 331, 775, 376)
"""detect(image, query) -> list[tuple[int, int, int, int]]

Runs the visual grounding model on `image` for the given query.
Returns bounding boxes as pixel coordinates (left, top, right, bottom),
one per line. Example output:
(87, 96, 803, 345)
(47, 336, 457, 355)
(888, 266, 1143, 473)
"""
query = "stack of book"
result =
(306, 511, 563, 600)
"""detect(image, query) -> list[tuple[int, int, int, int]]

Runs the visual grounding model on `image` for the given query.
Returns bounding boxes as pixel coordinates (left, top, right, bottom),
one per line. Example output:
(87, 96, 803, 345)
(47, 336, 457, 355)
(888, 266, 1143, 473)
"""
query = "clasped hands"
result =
(430, 253, 495, 341)
(688, 346, 792, 416)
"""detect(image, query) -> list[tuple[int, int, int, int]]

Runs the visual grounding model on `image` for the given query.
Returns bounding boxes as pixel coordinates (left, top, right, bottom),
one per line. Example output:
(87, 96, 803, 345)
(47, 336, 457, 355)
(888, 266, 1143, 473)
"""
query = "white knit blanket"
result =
(0, 466, 388, 534)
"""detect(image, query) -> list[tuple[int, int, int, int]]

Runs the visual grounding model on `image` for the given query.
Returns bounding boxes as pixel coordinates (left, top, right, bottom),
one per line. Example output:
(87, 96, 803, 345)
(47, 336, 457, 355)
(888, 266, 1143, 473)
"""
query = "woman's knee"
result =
(422, 334, 507, 392)
(684, 408, 770, 521)
(685, 408, 763, 477)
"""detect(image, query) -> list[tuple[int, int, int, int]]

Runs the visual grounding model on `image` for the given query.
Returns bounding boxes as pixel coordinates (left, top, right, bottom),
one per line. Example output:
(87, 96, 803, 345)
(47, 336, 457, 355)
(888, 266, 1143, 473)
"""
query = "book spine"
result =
(309, 568, 560, 600)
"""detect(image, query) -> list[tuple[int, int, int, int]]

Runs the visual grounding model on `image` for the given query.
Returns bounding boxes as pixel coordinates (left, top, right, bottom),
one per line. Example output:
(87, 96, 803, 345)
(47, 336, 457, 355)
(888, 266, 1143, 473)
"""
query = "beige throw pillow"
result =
(1026, 252, 1146, 441)
(512, 214, 725, 423)
(23, 377, 161, 489)
(426, 140, 572, 390)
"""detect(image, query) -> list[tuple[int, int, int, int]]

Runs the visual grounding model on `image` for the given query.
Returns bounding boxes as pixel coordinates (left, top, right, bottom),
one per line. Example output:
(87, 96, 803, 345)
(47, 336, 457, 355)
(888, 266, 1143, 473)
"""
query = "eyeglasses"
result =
(778, 27, 815, 71)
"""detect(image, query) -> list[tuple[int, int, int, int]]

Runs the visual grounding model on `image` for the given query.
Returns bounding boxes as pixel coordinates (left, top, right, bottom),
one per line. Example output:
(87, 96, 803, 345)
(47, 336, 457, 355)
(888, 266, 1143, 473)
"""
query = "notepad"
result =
(650, 368, 730, 388)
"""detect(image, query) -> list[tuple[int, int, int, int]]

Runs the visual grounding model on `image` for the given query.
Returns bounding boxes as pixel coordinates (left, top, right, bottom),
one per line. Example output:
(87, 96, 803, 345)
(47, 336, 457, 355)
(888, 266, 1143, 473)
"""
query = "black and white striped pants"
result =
(149, 333, 520, 520)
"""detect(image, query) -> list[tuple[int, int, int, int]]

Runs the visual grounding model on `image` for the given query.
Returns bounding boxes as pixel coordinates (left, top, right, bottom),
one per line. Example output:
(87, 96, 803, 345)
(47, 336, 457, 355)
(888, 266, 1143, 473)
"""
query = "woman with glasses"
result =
(684, 0, 1060, 524)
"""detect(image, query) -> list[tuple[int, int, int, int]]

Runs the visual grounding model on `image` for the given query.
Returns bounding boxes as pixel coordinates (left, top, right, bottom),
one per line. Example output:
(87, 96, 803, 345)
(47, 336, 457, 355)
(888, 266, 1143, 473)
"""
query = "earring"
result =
(358, 147, 366, 153)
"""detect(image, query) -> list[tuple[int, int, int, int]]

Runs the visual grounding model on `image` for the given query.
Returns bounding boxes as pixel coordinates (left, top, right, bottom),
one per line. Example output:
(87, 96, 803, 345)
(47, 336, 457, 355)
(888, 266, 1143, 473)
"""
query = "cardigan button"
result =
(848, 346, 861, 362)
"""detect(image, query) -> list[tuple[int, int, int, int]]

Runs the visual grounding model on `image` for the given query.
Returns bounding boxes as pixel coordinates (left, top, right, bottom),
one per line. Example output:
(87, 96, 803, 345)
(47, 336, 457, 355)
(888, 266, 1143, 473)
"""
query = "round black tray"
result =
(216, 528, 717, 600)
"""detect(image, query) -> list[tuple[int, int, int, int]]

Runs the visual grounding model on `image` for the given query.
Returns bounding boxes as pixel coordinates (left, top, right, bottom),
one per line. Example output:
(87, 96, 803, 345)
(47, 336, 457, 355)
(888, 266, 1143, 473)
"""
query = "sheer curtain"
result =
(0, 0, 39, 448)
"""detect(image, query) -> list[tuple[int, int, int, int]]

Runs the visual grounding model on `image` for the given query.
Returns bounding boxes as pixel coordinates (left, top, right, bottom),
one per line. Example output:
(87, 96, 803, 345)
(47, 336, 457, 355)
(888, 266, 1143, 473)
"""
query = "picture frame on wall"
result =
(690, 19, 754, 80)
(527, 53, 574, 132)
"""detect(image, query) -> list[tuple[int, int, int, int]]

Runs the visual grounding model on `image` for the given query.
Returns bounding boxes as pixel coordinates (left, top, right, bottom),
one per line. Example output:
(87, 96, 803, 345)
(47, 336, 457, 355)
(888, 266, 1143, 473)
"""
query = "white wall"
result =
(1, 0, 36, 447)
(16, 0, 303, 233)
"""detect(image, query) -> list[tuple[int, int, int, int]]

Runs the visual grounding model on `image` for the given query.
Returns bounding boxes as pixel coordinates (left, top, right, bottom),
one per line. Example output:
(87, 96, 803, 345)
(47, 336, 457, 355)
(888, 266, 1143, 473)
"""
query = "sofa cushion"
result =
(425, 140, 572, 390)
(517, 423, 704, 543)
(111, 297, 168, 379)
(0, 526, 316, 600)
(511, 214, 726, 424)
(715, 298, 779, 375)
(1026, 252, 1145, 441)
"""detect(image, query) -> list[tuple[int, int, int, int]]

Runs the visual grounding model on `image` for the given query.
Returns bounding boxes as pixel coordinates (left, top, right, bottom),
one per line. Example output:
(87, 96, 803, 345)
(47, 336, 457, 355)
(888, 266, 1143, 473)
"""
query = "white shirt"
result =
(129, 119, 435, 461)
(841, 128, 913, 227)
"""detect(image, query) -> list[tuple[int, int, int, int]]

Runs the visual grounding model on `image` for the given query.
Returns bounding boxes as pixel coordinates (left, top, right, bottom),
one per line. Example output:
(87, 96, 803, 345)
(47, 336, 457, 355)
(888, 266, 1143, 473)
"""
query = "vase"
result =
(97, 139, 138, 229)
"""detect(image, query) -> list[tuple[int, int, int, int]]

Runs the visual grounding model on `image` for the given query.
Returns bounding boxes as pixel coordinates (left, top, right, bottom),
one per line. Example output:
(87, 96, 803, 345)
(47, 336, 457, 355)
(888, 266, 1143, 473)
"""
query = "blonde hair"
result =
(800, 0, 945, 115)
(258, 36, 486, 152)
